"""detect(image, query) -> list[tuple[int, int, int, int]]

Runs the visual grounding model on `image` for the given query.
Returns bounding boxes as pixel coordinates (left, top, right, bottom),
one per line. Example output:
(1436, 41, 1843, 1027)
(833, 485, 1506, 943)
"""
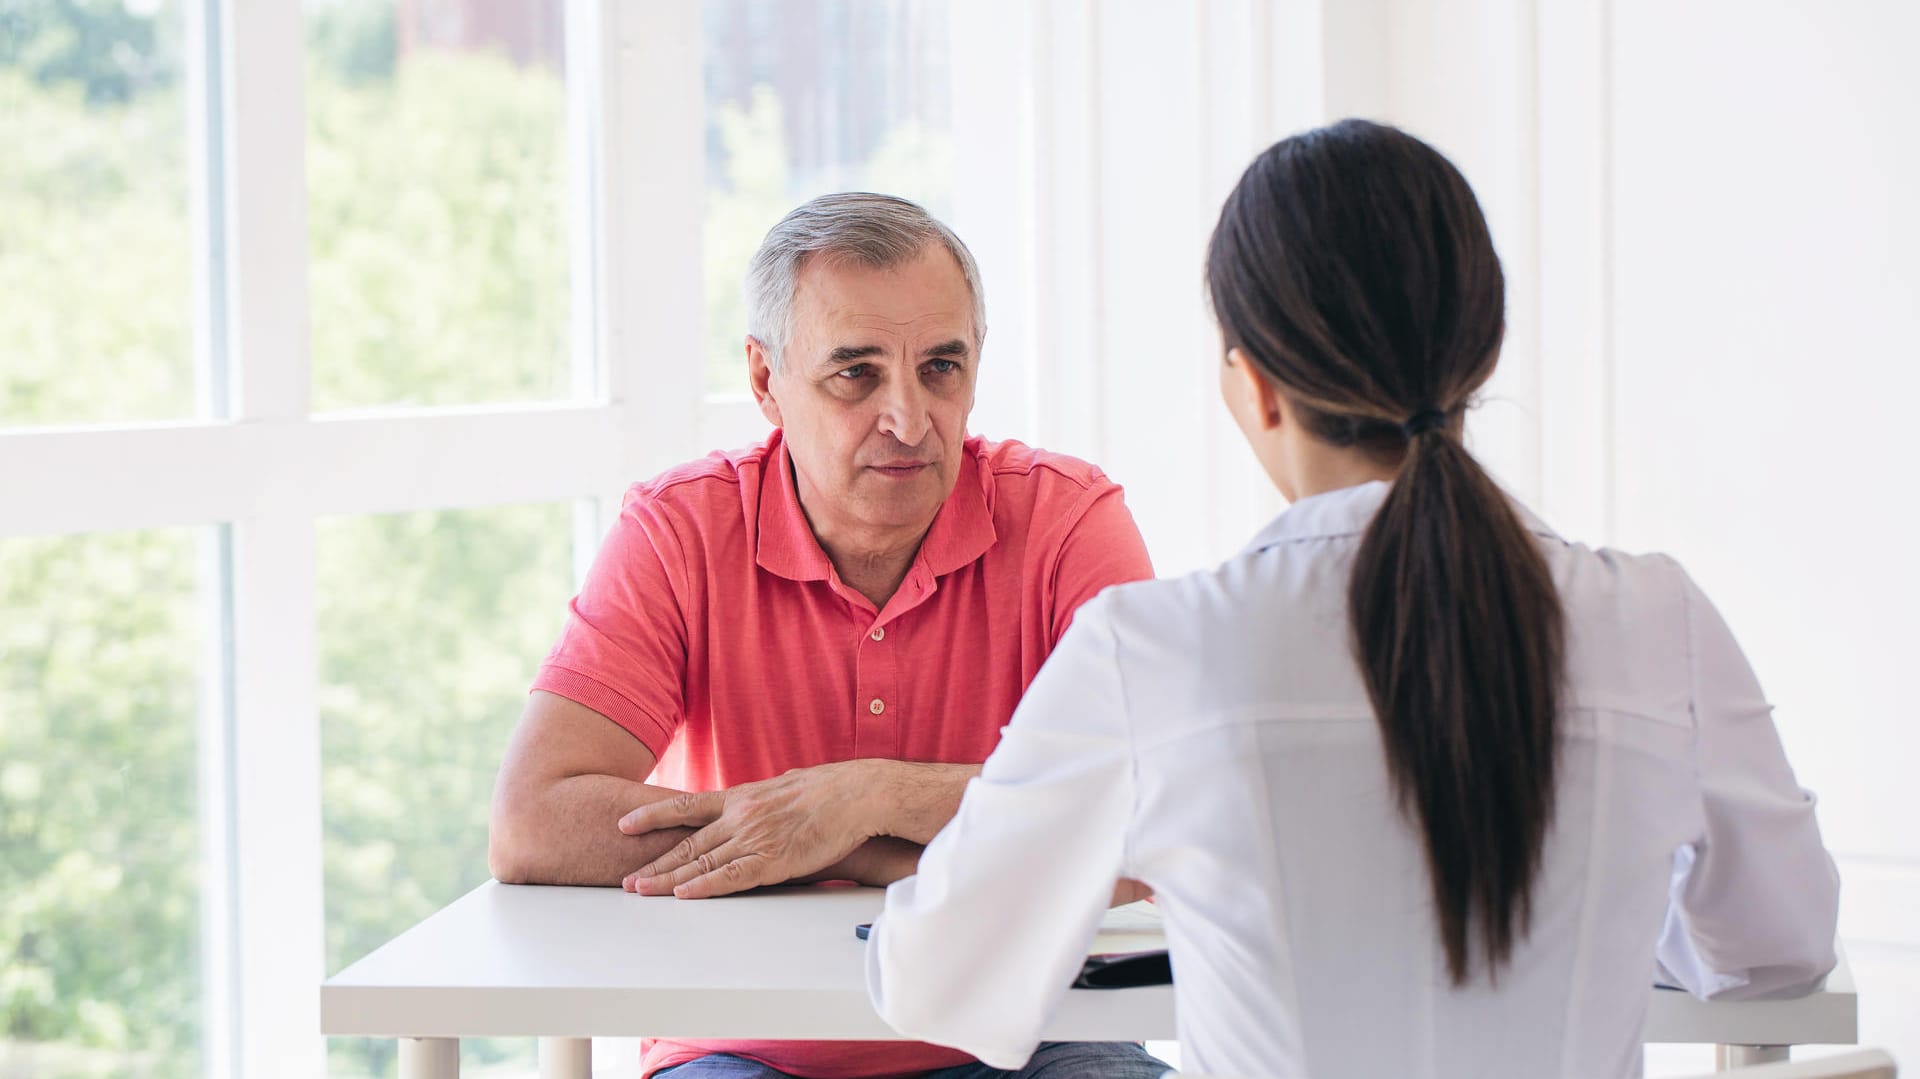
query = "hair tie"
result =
(1400, 409, 1448, 438)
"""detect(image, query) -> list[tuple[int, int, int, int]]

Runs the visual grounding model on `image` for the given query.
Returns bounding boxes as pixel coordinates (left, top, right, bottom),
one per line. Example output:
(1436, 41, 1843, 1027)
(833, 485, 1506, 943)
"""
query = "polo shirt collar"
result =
(1242, 479, 1562, 554)
(755, 434, 832, 582)
(915, 441, 996, 578)
(755, 433, 997, 584)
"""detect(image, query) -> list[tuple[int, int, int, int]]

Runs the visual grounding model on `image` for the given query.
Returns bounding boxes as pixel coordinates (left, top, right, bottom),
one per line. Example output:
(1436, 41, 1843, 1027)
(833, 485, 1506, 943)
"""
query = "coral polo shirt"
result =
(531, 429, 1154, 1078)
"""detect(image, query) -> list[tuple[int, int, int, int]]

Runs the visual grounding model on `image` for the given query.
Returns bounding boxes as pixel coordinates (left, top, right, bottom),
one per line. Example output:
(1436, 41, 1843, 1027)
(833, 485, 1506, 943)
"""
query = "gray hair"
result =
(745, 192, 987, 370)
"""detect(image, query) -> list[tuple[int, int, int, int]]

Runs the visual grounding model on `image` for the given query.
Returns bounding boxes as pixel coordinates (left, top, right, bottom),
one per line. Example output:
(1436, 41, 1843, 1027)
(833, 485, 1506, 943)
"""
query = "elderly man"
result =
(488, 194, 1164, 1078)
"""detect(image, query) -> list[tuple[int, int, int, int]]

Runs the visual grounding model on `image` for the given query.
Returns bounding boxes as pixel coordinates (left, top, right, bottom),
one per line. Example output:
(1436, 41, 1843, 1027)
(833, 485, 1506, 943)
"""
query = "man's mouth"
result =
(868, 460, 932, 478)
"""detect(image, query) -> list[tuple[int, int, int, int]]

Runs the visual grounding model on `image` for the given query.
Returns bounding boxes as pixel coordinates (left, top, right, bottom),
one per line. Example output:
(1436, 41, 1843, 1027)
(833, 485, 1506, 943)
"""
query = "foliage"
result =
(307, 0, 395, 85)
(0, 531, 201, 1079)
(2, 11, 201, 1075)
(0, 63, 194, 426)
(0, 0, 181, 105)
(316, 505, 569, 1079)
(2, 15, 575, 1076)
(306, 47, 569, 411)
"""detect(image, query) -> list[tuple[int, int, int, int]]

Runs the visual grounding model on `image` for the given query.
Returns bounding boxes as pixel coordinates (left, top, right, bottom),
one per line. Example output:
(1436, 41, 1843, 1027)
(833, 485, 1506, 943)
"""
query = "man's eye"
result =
(925, 360, 959, 375)
(835, 364, 871, 380)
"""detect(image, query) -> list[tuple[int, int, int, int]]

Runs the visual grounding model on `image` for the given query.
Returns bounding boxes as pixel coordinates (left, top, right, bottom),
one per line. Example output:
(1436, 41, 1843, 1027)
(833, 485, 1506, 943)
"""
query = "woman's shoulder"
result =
(1077, 546, 1370, 726)
(1541, 536, 1697, 634)
(1085, 526, 1716, 732)
(1535, 535, 1715, 726)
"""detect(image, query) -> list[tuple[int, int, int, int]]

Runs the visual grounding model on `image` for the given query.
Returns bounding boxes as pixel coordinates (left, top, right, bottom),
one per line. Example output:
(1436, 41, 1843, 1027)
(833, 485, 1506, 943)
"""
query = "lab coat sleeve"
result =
(1656, 566, 1840, 1000)
(864, 592, 1137, 1068)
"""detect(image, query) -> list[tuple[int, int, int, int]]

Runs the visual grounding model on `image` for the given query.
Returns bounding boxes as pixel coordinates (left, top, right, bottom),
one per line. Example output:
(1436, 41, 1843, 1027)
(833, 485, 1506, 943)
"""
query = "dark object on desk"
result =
(1074, 949, 1172, 989)
(853, 923, 1171, 989)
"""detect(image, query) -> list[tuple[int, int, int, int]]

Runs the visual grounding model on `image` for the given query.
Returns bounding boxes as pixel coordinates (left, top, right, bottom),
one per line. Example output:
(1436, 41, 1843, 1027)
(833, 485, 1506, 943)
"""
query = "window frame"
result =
(0, 3, 709, 1075)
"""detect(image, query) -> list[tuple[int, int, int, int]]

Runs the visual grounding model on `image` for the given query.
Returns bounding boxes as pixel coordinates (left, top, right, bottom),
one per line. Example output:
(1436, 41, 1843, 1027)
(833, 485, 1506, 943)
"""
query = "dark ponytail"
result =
(1206, 119, 1565, 984)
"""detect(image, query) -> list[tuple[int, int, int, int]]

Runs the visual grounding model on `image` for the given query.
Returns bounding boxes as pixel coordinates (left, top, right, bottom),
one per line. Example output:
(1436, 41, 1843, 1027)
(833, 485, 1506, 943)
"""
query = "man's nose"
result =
(875, 377, 932, 447)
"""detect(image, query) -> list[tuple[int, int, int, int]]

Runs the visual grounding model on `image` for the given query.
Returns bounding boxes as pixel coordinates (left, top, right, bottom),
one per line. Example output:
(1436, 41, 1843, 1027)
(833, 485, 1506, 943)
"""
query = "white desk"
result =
(320, 882, 1855, 1077)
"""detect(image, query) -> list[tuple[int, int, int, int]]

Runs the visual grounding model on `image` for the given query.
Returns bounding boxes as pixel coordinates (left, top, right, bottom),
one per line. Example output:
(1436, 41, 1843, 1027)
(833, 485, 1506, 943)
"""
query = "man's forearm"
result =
(866, 760, 981, 845)
(798, 836, 926, 888)
(861, 762, 1149, 904)
(488, 773, 693, 887)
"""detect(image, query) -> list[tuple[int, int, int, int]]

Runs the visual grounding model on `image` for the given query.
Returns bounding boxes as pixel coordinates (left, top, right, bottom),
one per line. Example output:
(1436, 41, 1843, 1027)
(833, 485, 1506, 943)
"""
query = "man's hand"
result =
(618, 760, 881, 898)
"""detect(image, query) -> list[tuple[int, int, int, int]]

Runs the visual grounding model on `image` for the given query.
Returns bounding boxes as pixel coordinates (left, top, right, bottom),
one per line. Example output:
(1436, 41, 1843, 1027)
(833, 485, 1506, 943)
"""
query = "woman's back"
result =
(865, 119, 1836, 1079)
(1108, 482, 1835, 1077)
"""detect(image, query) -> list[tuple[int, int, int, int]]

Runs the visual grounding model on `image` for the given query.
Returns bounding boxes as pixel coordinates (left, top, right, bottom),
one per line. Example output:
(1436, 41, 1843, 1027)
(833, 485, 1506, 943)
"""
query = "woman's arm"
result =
(864, 594, 1138, 1068)
(1658, 567, 1840, 1000)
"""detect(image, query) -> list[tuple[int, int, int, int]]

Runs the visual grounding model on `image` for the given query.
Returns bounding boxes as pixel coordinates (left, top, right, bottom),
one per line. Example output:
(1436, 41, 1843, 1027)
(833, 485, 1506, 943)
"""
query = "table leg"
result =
(1716, 1045, 1789, 1070)
(399, 1037, 459, 1079)
(540, 1037, 593, 1079)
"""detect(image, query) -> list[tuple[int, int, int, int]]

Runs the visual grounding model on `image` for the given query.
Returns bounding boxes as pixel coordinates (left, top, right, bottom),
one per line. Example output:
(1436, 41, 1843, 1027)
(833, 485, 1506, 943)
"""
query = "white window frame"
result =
(0, 3, 711, 1075)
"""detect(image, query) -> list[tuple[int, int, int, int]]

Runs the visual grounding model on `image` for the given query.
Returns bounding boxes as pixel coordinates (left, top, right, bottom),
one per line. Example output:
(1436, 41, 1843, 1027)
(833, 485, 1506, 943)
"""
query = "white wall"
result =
(1606, 2, 1920, 1065)
(946, 0, 1294, 578)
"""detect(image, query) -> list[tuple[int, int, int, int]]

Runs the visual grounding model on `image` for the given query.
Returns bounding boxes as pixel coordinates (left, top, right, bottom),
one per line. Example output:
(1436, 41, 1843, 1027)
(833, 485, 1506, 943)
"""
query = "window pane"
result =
(0, 1, 194, 427)
(702, 0, 954, 395)
(0, 529, 205, 1079)
(306, 0, 571, 412)
(318, 502, 572, 1078)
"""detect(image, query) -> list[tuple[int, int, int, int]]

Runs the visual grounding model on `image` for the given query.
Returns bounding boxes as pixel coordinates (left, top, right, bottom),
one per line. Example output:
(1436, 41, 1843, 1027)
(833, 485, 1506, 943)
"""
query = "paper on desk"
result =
(1091, 899, 1166, 956)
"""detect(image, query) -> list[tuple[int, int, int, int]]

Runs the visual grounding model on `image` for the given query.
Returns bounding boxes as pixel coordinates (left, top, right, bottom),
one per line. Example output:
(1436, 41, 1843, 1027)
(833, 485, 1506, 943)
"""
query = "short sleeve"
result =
(866, 592, 1136, 1067)
(1047, 481, 1154, 646)
(530, 488, 690, 761)
(1655, 566, 1839, 1000)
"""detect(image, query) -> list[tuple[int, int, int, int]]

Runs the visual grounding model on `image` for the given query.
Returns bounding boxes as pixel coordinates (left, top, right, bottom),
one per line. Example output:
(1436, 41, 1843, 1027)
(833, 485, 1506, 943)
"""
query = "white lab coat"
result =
(866, 481, 1837, 1079)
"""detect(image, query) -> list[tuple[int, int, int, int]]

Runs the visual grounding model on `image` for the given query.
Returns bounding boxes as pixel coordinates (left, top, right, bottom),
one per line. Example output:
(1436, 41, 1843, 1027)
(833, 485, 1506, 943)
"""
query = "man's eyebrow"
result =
(823, 344, 886, 365)
(921, 339, 970, 359)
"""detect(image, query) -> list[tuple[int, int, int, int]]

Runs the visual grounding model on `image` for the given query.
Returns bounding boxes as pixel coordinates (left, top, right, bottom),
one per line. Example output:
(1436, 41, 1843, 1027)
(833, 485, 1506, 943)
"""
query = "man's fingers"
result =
(629, 822, 731, 882)
(672, 853, 771, 900)
(619, 790, 723, 835)
(628, 840, 746, 895)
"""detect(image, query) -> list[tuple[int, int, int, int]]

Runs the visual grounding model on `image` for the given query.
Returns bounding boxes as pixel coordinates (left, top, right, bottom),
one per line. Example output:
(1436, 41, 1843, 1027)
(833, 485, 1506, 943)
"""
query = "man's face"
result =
(749, 244, 979, 540)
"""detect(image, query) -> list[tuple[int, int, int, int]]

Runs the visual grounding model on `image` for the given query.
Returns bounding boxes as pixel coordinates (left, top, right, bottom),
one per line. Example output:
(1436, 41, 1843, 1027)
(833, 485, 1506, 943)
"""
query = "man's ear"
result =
(1226, 348, 1284, 432)
(746, 336, 784, 428)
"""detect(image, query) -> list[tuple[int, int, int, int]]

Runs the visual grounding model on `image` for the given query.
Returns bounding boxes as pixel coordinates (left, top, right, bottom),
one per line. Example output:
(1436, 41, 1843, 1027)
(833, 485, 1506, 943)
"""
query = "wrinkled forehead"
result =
(793, 246, 981, 342)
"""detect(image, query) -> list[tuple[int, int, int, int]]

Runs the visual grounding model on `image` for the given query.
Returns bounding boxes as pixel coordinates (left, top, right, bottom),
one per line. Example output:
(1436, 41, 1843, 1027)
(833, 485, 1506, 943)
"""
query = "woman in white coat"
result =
(863, 119, 1839, 1078)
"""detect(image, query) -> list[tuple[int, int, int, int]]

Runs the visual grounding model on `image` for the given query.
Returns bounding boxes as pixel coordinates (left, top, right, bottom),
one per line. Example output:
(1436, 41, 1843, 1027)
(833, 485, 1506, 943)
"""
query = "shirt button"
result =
(869, 698, 885, 715)
(870, 627, 885, 642)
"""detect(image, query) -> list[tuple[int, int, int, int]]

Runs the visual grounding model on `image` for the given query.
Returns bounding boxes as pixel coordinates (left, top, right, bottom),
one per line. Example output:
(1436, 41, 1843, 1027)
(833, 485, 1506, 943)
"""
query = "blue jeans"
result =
(656, 1042, 1170, 1078)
